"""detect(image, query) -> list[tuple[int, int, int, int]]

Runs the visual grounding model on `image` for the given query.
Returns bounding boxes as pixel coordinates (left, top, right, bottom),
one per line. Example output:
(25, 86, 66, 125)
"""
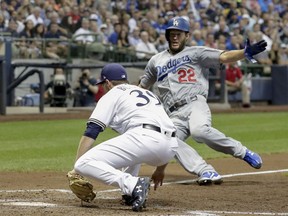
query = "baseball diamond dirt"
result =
(0, 106, 288, 216)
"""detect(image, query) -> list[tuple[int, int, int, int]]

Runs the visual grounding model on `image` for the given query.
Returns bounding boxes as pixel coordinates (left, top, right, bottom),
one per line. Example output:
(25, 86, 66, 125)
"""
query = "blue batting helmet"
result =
(165, 17, 190, 40)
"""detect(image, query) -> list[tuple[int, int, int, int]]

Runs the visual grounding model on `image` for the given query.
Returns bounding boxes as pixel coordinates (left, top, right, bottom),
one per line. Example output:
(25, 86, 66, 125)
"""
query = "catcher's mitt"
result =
(67, 170, 96, 202)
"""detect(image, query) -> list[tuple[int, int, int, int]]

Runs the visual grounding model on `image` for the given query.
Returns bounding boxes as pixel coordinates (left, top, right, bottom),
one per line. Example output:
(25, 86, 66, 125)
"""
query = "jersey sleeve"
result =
(140, 56, 158, 89)
(88, 89, 118, 130)
(196, 47, 223, 69)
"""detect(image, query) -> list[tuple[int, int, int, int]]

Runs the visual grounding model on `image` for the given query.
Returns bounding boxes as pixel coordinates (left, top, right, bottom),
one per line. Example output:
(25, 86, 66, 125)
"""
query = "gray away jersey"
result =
(141, 46, 222, 110)
(88, 84, 176, 134)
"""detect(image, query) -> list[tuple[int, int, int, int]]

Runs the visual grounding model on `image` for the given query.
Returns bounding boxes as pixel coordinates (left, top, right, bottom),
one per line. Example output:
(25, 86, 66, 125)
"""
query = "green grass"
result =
(0, 112, 287, 172)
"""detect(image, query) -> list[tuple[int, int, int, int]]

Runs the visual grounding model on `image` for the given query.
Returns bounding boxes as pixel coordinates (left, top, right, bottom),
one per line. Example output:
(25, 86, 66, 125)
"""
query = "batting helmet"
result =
(165, 17, 190, 40)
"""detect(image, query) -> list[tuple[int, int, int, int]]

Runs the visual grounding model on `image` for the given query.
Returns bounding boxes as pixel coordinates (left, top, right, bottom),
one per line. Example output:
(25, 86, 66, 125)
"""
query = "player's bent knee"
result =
(74, 159, 85, 174)
(190, 124, 210, 142)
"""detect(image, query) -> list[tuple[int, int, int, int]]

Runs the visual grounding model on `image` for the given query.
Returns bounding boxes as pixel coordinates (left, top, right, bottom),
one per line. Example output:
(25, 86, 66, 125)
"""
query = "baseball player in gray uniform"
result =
(139, 17, 266, 183)
(73, 63, 178, 212)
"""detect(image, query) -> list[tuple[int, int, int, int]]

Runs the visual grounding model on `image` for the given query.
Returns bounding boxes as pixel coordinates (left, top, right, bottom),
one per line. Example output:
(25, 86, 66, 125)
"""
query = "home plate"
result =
(1, 201, 58, 207)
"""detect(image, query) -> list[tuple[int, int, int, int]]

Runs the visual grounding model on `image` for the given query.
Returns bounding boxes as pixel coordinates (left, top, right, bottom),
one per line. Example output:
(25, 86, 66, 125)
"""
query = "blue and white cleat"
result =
(243, 149, 262, 169)
(131, 177, 150, 212)
(197, 171, 223, 185)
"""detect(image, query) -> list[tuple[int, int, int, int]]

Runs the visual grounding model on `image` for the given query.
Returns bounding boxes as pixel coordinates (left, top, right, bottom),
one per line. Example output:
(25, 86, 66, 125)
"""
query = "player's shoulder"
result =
(186, 45, 220, 52)
(151, 49, 169, 59)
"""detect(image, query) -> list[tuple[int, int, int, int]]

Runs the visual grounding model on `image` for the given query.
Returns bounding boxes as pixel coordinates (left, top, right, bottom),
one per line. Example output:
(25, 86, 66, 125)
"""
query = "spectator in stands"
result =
(108, 22, 121, 45)
(280, 26, 288, 45)
(222, 62, 252, 108)
(0, 13, 7, 31)
(128, 26, 141, 47)
(205, 33, 217, 48)
(60, 14, 74, 37)
(213, 19, 230, 40)
(135, 30, 158, 60)
(60, 5, 80, 34)
(192, 29, 204, 46)
(154, 31, 169, 52)
(15, 0, 31, 19)
(73, 18, 105, 58)
(147, 24, 159, 43)
(26, 6, 44, 26)
(73, 18, 94, 43)
(4, 18, 19, 37)
(73, 68, 99, 107)
(98, 24, 109, 45)
(0, 1, 11, 21)
(117, 29, 132, 49)
(4, 18, 20, 58)
(127, 9, 142, 33)
(226, 10, 240, 30)
(226, 35, 242, 50)
(18, 19, 38, 58)
(139, 18, 151, 32)
(44, 22, 68, 59)
(216, 34, 227, 49)
(253, 32, 272, 66)
(87, 20, 106, 58)
(47, 11, 69, 37)
(75, 7, 91, 30)
(12, 9, 25, 33)
(152, 14, 168, 35)
(278, 43, 288, 65)
(33, 23, 50, 58)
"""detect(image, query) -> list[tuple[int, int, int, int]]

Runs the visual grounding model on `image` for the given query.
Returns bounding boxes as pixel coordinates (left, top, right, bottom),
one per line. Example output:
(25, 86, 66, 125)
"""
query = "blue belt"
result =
(142, 124, 176, 137)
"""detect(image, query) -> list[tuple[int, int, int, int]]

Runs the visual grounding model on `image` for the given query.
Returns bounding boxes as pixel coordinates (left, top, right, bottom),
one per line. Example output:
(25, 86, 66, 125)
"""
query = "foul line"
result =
(0, 169, 287, 194)
(188, 210, 288, 216)
(170, 168, 288, 185)
(0, 169, 287, 215)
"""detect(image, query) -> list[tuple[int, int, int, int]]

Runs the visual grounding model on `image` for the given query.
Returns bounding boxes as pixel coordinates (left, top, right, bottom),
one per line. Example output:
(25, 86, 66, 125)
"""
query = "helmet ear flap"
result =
(165, 30, 170, 42)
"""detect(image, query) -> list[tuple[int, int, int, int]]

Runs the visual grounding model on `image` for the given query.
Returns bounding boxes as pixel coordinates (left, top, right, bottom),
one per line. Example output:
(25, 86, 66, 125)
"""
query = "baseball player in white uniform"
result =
(73, 63, 178, 212)
(139, 17, 267, 183)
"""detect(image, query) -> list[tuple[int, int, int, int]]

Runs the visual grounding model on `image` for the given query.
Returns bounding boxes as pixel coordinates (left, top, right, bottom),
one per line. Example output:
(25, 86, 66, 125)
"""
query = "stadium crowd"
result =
(0, 0, 287, 64)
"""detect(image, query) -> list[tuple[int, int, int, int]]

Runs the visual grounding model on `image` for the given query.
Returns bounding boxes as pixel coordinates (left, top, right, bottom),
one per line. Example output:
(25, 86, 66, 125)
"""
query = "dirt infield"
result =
(1, 106, 288, 215)
(1, 154, 288, 216)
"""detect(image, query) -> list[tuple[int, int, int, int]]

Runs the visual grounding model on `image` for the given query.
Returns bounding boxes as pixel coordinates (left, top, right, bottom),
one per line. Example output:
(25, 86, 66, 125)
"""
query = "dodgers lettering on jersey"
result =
(88, 84, 176, 134)
(141, 46, 222, 110)
(156, 55, 191, 81)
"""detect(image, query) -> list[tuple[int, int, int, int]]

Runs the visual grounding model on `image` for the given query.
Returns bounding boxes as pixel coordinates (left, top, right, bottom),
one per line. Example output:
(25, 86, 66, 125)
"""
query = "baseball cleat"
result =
(121, 194, 133, 206)
(131, 177, 150, 212)
(197, 171, 223, 185)
(243, 149, 262, 169)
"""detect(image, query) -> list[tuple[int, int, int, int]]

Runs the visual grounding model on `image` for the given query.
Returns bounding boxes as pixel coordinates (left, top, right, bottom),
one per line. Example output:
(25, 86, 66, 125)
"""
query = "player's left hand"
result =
(151, 169, 165, 191)
(244, 39, 267, 63)
(67, 170, 96, 202)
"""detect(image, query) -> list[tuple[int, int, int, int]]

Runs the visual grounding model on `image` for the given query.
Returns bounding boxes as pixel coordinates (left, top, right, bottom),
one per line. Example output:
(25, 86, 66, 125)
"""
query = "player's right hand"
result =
(244, 39, 267, 63)
(151, 169, 164, 191)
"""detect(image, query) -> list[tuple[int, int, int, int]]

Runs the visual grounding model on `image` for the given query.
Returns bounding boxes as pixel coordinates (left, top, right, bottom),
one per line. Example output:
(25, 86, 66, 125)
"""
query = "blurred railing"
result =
(0, 33, 166, 64)
(0, 33, 272, 77)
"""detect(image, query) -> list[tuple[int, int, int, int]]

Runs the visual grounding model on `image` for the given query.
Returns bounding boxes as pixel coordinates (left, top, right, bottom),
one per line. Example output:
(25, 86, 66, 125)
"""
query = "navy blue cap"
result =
(96, 63, 128, 85)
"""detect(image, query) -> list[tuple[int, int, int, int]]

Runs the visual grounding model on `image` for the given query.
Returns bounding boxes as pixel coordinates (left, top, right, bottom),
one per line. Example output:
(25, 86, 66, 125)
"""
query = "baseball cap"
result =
(96, 63, 128, 85)
(89, 14, 98, 21)
(242, 14, 250, 19)
(100, 24, 107, 29)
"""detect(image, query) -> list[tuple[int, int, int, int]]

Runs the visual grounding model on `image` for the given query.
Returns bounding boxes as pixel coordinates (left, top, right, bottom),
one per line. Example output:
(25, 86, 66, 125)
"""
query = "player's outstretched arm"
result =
(219, 49, 245, 63)
(220, 39, 267, 64)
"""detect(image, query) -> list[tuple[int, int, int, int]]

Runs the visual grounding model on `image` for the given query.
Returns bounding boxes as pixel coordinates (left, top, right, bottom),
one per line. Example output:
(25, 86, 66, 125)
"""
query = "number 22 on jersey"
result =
(178, 68, 197, 83)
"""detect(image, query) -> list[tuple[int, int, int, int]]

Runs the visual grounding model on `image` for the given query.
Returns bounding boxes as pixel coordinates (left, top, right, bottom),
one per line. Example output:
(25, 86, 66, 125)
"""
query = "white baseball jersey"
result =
(140, 46, 222, 110)
(75, 83, 178, 196)
(88, 83, 176, 134)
